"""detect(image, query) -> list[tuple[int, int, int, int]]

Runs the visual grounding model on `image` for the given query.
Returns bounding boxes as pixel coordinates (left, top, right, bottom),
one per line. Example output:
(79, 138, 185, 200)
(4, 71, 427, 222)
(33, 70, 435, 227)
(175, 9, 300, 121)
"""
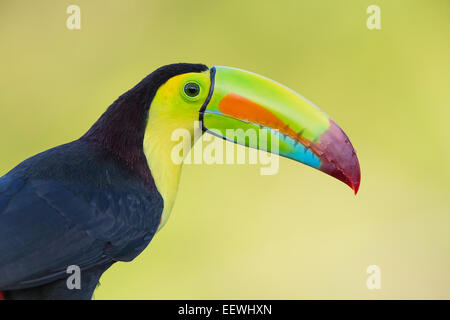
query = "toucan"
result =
(0, 63, 360, 300)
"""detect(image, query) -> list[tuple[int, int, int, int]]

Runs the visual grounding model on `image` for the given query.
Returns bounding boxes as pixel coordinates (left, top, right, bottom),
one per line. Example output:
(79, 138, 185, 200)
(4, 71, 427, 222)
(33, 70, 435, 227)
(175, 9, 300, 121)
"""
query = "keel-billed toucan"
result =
(0, 63, 360, 300)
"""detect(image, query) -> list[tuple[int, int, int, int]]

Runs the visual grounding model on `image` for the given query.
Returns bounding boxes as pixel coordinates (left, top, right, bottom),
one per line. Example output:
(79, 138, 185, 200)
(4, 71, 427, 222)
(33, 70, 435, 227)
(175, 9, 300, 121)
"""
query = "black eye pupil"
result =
(184, 83, 200, 97)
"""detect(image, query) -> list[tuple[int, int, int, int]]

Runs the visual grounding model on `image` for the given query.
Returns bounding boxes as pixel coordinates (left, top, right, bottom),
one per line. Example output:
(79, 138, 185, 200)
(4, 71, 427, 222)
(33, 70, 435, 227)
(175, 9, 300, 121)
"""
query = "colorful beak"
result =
(199, 66, 361, 194)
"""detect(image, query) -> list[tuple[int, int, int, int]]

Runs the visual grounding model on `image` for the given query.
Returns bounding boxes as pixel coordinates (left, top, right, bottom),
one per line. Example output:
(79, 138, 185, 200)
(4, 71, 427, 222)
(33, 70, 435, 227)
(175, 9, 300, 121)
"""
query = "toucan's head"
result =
(84, 63, 360, 228)
(142, 63, 360, 193)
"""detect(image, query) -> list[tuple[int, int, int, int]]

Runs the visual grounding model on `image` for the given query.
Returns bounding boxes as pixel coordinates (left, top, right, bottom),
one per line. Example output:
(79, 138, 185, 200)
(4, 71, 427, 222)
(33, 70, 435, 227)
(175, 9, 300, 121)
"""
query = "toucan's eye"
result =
(184, 82, 200, 97)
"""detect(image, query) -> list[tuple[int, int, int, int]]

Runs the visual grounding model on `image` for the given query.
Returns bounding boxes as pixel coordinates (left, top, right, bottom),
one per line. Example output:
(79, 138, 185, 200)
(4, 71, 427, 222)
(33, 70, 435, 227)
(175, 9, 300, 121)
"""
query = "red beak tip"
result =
(349, 171, 361, 195)
(353, 183, 360, 195)
(316, 119, 361, 196)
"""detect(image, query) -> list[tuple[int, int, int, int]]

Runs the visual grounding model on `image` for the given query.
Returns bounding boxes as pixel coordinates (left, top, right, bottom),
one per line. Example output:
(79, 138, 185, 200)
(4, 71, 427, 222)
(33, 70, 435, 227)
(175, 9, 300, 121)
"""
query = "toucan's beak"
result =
(200, 66, 361, 194)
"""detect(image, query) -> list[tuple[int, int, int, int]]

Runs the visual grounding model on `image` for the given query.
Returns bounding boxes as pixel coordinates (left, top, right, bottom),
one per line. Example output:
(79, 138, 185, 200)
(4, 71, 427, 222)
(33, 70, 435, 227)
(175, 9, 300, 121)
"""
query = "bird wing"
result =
(0, 144, 162, 290)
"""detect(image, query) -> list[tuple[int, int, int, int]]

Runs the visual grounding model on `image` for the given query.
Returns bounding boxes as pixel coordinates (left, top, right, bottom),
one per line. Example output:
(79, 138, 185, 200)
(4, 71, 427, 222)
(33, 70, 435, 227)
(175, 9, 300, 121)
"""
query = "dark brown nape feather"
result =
(80, 63, 209, 188)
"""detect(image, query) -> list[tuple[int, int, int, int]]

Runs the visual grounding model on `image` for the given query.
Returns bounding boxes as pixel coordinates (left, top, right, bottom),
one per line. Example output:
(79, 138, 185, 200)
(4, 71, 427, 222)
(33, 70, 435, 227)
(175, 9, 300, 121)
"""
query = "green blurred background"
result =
(1, 0, 449, 299)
